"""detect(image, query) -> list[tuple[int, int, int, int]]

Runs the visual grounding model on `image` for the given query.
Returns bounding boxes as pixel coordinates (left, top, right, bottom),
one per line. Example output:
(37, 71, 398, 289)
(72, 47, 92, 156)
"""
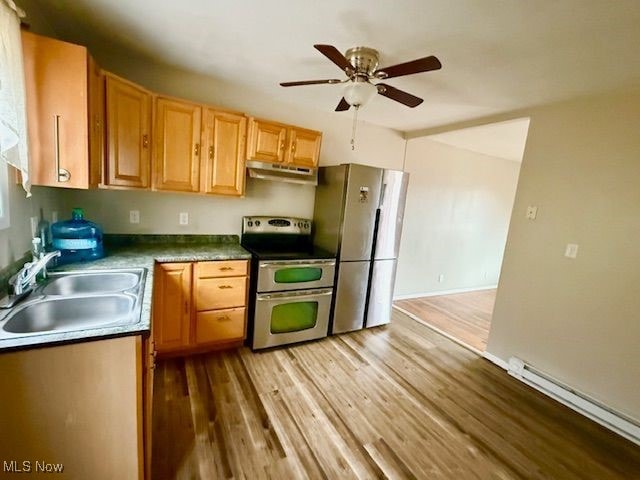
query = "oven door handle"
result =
(259, 261, 336, 268)
(256, 289, 333, 301)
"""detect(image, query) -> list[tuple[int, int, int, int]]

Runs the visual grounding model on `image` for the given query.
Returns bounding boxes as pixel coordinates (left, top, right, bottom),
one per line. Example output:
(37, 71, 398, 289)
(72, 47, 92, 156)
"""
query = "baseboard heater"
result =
(507, 357, 640, 446)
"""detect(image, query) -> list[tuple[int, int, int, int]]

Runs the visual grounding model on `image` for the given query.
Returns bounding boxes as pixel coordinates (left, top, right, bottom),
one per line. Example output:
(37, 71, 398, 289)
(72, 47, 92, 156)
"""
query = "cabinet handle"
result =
(142, 134, 149, 148)
(218, 315, 231, 322)
(291, 141, 296, 153)
(279, 141, 285, 151)
(54, 115, 70, 182)
(218, 285, 233, 289)
(209, 145, 214, 160)
(194, 143, 200, 156)
(219, 266, 233, 271)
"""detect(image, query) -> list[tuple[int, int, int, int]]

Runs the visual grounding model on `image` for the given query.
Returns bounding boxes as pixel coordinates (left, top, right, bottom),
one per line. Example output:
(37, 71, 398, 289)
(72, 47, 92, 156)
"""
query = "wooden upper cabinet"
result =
(201, 109, 246, 196)
(153, 263, 192, 353)
(104, 74, 152, 189)
(247, 119, 287, 163)
(287, 127, 322, 168)
(21, 31, 101, 189)
(153, 97, 201, 192)
(247, 118, 322, 168)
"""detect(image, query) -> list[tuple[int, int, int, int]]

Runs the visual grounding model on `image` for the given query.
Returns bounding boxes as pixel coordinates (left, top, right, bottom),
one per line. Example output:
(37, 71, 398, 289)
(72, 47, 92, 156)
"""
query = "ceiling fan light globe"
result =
(343, 81, 377, 107)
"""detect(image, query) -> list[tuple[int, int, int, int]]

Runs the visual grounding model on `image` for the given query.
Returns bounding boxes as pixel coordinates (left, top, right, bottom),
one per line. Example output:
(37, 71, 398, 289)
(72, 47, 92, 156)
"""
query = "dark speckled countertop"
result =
(0, 235, 251, 352)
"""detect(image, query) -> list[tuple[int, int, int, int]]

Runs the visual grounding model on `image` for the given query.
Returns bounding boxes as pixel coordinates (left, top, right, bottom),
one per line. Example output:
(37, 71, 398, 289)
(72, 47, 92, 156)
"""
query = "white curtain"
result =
(0, 0, 30, 196)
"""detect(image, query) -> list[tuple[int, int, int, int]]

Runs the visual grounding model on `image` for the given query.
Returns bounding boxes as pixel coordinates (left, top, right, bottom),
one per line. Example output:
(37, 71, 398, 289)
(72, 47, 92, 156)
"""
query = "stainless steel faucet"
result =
(10, 250, 61, 295)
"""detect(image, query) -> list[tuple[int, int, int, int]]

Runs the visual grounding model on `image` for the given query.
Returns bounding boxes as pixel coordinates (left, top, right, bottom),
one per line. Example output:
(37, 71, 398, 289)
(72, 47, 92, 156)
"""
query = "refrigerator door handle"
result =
(379, 183, 387, 208)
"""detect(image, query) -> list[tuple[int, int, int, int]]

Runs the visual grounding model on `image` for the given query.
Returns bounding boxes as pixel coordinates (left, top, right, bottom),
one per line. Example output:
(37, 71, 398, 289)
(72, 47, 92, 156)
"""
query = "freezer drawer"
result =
(332, 260, 370, 334)
(366, 259, 397, 328)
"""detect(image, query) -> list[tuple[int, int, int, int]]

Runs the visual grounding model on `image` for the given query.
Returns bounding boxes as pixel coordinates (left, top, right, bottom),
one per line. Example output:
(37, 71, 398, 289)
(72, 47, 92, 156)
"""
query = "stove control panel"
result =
(243, 216, 312, 235)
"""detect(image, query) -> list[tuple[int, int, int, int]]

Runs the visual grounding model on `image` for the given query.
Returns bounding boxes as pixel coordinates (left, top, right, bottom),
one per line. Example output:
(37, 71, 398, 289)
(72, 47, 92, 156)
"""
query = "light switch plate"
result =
(129, 210, 140, 224)
(526, 205, 538, 220)
(565, 243, 579, 259)
(179, 212, 189, 226)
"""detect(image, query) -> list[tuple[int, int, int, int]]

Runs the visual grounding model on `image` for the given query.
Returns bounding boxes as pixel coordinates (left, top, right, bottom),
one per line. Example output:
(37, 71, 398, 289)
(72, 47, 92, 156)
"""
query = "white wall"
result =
(395, 138, 521, 297)
(487, 86, 640, 420)
(56, 179, 315, 235)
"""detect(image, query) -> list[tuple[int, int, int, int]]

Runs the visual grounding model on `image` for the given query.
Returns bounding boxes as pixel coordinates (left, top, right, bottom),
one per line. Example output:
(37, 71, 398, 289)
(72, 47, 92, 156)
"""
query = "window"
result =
(1, 0, 30, 230)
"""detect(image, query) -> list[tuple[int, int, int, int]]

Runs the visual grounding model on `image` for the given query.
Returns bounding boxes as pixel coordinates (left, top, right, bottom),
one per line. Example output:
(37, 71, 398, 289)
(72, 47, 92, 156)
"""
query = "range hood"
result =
(246, 160, 317, 186)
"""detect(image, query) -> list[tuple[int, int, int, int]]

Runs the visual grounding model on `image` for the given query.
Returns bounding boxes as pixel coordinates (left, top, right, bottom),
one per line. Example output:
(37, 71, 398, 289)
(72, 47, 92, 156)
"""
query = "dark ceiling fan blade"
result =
(314, 44, 353, 73)
(335, 97, 350, 111)
(375, 55, 441, 79)
(376, 84, 423, 107)
(280, 79, 342, 87)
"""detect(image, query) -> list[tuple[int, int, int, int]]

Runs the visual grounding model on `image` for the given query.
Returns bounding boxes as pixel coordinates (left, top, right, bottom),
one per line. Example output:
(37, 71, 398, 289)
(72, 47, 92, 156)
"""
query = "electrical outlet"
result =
(438, 274, 444, 283)
(51, 211, 58, 223)
(129, 210, 140, 224)
(526, 205, 538, 220)
(179, 212, 189, 226)
(564, 243, 579, 259)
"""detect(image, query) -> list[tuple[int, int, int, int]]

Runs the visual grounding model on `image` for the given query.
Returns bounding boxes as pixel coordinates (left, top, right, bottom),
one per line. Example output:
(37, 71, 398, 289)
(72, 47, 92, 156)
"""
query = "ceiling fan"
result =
(280, 45, 442, 111)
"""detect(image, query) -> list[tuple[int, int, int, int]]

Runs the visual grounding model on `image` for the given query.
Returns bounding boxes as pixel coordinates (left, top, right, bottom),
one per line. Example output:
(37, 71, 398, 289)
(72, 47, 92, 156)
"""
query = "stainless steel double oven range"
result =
(241, 217, 336, 350)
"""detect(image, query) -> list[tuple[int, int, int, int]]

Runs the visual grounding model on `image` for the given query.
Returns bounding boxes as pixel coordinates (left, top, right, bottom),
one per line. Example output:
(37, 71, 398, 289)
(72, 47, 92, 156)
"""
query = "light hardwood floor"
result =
(152, 310, 640, 479)
(394, 289, 496, 352)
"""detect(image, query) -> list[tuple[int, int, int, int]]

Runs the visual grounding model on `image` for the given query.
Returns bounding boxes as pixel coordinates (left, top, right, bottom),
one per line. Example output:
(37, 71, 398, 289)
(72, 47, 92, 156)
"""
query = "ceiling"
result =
(31, 0, 640, 133)
(427, 118, 530, 162)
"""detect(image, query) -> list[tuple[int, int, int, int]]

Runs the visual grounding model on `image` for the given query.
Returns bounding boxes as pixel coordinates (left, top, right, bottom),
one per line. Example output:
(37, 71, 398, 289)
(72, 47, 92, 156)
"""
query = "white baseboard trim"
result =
(482, 351, 510, 370)
(483, 352, 640, 446)
(394, 284, 498, 301)
(392, 305, 484, 356)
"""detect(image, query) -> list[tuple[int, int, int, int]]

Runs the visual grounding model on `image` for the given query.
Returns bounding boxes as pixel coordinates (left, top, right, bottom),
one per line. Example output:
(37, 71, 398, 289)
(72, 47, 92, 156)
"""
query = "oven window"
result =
(271, 301, 318, 333)
(274, 267, 323, 284)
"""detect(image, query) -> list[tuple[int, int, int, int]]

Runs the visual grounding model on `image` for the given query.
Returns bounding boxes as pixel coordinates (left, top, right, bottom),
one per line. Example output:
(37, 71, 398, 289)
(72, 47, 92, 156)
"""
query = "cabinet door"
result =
(201, 109, 246, 196)
(153, 263, 192, 352)
(287, 127, 322, 167)
(247, 118, 287, 163)
(105, 74, 152, 188)
(153, 98, 201, 192)
(88, 57, 104, 188)
(22, 31, 91, 189)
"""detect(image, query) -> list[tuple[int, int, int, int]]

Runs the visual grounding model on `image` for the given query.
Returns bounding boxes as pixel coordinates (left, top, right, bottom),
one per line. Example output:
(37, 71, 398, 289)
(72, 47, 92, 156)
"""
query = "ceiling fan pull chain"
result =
(351, 105, 359, 151)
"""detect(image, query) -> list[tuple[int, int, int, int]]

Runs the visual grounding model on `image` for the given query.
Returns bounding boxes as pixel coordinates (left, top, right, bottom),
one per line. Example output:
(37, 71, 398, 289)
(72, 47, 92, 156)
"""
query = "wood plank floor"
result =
(152, 310, 640, 479)
(394, 289, 496, 352)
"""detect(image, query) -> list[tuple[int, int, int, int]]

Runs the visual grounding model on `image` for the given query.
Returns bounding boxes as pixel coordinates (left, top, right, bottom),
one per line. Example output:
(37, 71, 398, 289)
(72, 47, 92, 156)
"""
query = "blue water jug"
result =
(51, 208, 105, 264)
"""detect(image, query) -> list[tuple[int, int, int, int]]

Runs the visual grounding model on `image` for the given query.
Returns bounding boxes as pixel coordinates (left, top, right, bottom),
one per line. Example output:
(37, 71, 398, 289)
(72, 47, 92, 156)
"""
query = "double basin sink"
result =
(0, 269, 146, 338)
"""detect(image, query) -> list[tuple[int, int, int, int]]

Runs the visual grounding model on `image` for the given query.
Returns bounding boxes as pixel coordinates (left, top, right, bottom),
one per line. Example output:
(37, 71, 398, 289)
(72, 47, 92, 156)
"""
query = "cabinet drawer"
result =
(196, 276, 247, 311)
(196, 308, 246, 344)
(196, 260, 248, 278)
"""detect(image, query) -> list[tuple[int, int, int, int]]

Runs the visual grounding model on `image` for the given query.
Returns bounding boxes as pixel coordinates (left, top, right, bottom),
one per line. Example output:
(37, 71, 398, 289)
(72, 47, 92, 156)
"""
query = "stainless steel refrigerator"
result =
(313, 164, 409, 334)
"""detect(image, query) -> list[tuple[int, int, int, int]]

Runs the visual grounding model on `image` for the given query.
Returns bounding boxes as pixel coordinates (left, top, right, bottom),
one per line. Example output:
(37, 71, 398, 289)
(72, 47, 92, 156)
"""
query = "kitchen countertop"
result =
(0, 238, 251, 352)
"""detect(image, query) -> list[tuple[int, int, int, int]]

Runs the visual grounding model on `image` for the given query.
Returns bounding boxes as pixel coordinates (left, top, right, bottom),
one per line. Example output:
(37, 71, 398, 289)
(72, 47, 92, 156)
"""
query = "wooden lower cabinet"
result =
(153, 263, 192, 353)
(153, 260, 248, 355)
(0, 336, 143, 479)
(196, 307, 246, 344)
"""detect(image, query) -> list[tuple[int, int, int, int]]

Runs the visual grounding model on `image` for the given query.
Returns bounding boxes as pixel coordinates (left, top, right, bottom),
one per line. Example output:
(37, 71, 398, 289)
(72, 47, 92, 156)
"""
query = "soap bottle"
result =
(36, 208, 51, 250)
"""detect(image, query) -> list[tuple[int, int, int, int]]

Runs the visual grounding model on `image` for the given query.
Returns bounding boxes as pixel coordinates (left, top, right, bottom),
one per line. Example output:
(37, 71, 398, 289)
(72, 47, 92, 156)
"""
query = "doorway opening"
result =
(393, 117, 530, 353)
